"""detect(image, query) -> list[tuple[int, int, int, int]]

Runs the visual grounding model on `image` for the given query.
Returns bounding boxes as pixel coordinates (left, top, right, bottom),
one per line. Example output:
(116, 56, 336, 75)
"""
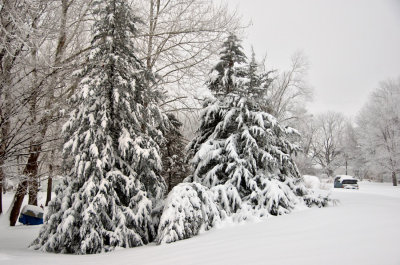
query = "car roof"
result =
(336, 175, 356, 181)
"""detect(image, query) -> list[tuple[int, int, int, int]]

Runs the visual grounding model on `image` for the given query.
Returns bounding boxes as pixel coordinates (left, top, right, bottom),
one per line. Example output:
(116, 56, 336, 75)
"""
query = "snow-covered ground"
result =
(0, 181, 399, 265)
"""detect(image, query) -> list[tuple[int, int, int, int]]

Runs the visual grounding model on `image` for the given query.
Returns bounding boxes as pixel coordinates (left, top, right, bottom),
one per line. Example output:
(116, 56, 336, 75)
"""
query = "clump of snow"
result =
(21, 205, 44, 218)
(303, 175, 321, 190)
(336, 175, 356, 181)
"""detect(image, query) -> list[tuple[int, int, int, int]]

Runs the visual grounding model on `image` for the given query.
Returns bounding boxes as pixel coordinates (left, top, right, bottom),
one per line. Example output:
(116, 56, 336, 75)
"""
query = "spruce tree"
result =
(31, 0, 167, 254)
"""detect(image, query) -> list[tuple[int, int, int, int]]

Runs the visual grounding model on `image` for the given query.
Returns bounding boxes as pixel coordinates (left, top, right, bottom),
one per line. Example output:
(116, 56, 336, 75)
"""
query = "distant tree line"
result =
(295, 78, 400, 186)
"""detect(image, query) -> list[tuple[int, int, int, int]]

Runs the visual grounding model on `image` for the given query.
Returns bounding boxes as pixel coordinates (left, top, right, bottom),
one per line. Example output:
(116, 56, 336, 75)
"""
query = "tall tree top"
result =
(219, 34, 247, 66)
(207, 34, 247, 96)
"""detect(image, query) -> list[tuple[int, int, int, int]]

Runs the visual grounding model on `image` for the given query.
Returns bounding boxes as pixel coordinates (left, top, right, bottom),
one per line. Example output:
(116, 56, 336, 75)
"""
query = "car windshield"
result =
(342, 179, 357, 184)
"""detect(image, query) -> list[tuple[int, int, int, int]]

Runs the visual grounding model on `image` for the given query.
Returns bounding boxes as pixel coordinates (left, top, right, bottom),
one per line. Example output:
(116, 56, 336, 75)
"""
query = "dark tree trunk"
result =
(0, 117, 10, 215)
(28, 174, 39, 205)
(167, 172, 172, 193)
(392, 171, 398, 187)
(9, 178, 28, 226)
(45, 164, 53, 206)
(0, 169, 3, 215)
(0, 74, 11, 215)
(0, 155, 4, 215)
(9, 145, 40, 226)
(27, 143, 41, 206)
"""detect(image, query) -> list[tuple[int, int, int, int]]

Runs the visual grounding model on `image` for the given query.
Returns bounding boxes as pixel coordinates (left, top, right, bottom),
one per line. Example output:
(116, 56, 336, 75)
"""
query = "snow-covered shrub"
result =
(303, 175, 321, 190)
(303, 193, 332, 208)
(156, 183, 242, 244)
(210, 184, 242, 218)
(156, 183, 220, 244)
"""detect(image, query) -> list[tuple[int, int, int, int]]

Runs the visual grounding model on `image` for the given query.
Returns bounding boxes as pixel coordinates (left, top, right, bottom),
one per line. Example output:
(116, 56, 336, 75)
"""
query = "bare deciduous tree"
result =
(2, 0, 92, 225)
(135, 0, 244, 112)
(357, 77, 400, 186)
(264, 51, 313, 124)
(311, 111, 346, 178)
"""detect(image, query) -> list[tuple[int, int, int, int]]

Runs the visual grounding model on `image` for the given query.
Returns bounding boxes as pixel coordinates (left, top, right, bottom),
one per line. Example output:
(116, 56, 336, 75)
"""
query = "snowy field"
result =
(0, 181, 399, 265)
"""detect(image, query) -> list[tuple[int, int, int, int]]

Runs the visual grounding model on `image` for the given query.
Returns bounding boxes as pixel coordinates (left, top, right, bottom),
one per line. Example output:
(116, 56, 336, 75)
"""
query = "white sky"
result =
(227, 0, 400, 118)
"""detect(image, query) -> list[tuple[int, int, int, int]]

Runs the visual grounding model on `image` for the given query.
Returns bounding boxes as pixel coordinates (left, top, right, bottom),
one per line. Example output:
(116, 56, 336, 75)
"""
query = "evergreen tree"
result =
(207, 34, 247, 96)
(31, 0, 167, 254)
(245, 48, 274, 104)
(160, 114, 190, 192)
(156, 35, 330, 245)
(247, 48, 260, 91)
(188, 39, 328, 216)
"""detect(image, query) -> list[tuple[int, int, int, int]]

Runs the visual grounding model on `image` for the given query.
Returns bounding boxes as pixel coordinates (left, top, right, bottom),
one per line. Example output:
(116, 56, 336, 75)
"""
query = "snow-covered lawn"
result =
(0, 181, 399, 265)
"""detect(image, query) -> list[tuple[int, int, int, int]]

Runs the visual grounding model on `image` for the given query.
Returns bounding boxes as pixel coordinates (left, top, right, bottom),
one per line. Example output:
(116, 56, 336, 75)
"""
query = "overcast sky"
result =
(227, 0, 400, 118)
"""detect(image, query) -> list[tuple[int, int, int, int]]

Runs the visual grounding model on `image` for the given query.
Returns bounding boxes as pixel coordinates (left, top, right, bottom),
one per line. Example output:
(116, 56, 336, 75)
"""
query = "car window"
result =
(342, 179, 357, 184)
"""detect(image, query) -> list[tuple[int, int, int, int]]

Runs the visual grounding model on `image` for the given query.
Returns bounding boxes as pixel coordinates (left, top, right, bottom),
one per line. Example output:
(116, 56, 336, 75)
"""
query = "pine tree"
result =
(31, 0, 167, 254)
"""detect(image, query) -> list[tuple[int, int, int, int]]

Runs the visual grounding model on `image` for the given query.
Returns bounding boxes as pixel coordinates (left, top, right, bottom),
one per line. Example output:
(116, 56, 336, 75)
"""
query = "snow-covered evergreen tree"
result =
(207, 34, 247, 96)
(31, 0, 168, 254)
(244, 49, 274, 107)
(188, 37, 329, 216)
(187, 97, 315, 216)
(156, 183, 242, 244)
(156, 36, 329, 244)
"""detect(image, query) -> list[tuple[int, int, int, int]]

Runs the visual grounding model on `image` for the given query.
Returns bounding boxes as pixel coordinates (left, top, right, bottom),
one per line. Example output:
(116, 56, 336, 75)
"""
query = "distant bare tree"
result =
(341, 120, 358, 175)
(264, 51, 313, 124)
(357, 77, 400, 186)
(291, 110, 318, 175)
(311, 112, 346, 178)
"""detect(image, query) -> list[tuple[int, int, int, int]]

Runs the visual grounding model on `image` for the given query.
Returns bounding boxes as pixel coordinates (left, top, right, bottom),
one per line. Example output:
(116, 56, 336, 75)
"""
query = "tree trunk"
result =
(9, 145, 41, 226)
(45, 164, 53, 206)
(0, 151, 6, 215)
(25, 0, 65, 206)
(0, 77, 11, 216)
(9, 179, 28, 226)
(0, 168, 3, 215)
(392, 171, 398, 186)
(27, 143, 41, 206)
(28, 172, 39, 205)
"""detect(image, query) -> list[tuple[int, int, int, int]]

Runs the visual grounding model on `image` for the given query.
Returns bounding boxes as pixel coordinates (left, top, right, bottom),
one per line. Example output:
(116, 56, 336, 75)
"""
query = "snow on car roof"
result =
(336, 175, 355, 181)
